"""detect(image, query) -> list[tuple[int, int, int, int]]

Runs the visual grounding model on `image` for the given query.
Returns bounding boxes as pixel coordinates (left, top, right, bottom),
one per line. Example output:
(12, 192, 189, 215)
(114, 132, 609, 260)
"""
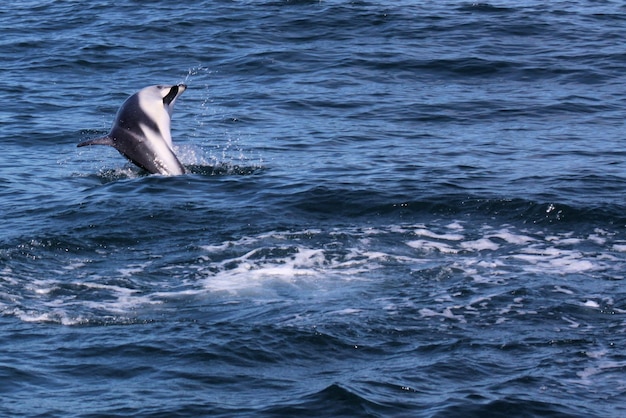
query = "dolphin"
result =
(78, 84, 187, 175)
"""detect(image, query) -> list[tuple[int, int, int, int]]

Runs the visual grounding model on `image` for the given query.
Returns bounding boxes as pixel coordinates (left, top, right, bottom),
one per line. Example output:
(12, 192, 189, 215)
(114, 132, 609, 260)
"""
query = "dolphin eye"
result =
(162, 86, 179, 105)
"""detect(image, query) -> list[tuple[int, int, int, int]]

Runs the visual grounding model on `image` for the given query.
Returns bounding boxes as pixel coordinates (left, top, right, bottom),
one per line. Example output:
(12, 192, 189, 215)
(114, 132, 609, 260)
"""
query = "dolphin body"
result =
(78, 84, 187, 175)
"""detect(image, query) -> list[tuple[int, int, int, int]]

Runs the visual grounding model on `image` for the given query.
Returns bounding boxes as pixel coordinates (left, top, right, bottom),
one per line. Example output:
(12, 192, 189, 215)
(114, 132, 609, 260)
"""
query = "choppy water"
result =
(2, 1, 626, 416)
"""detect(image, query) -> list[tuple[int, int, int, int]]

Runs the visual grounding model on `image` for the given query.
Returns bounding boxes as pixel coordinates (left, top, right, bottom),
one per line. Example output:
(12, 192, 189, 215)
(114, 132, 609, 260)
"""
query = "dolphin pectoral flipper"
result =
(77, 135, 115, 147)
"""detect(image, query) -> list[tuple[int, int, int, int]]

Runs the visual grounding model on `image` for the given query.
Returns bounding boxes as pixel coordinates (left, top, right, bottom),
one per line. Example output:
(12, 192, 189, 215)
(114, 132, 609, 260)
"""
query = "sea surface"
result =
(1, 1, 626, 416)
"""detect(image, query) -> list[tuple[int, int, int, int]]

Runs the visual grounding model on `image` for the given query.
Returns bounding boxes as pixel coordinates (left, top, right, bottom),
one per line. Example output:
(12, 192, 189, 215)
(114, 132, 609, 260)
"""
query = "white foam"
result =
(445, 221, 465, 231)
(198, 246, 329, 294)
(488, 229, 535, 245)
(547, 255, 596, 273)
(583, 300, 600, 308)
(200, 235, 262, 253)
(118, 262, 151, 278)
(554, 286, 575, 295)
(512, 245, 602, 274)
(5, 221, 626, 327)
(585, 349, 607, 359)
(406, 239, 459, 254)
(331, 308, 362, 315)
(200, 242, 232, 252)
(588, 234, 606, 245)
(413, 228, 464, 241)
(574, 360, 626, 387)
(419, 307, 466, 323)
(562, 316, 580, 328)
(62, 261, 87, 271)
(460, 238, 500, 251)
(475, 260, 503, 268)
(612, 244, 626, 252)
(15, 308, 90, 326)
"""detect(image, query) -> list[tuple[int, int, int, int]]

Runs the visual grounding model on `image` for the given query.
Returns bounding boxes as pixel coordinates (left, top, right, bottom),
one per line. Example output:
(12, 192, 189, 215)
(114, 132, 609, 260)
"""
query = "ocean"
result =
(1, 0, 625, 416)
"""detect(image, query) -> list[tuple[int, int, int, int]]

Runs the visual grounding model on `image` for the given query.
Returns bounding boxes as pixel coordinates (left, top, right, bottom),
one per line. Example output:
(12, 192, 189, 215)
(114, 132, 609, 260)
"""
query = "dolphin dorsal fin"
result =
(77, 135, 115, 147)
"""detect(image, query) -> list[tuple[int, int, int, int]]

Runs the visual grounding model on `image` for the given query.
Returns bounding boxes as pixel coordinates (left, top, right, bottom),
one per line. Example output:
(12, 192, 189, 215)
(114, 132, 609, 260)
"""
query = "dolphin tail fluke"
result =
(77, 135, 114, 147)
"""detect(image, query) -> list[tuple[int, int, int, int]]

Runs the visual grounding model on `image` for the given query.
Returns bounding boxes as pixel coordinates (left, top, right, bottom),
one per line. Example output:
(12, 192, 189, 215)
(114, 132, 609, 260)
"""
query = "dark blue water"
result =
(2, 1, 626, 416)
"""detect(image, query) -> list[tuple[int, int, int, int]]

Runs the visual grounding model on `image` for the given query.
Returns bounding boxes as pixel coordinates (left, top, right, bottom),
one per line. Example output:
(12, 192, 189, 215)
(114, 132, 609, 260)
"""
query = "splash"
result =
(175, 65, 265, 175)
(180, 65, 212, 85)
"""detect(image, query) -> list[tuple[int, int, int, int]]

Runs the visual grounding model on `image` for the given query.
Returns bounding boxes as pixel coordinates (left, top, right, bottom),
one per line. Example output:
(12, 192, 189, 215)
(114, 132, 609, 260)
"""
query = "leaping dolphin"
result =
(78, 84, 187, 175)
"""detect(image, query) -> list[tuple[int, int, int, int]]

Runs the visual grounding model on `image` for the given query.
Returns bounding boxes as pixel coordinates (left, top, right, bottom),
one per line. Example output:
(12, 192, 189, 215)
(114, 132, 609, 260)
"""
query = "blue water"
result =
(2, 1, 626, 416)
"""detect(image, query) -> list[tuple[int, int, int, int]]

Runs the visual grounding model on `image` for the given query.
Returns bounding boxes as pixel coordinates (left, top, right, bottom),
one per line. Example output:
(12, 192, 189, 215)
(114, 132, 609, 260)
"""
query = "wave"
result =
(433, 397, 586, 418)
(261, 383, 394, 417)
(259, 382, 587, 417)
(82, 162, 265, 183)
(281, 186, 626, 227)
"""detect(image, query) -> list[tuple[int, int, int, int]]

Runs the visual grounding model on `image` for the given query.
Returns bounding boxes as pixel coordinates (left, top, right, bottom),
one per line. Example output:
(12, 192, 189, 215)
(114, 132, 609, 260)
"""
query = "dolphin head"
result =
(138, 84, 187, 118)
(126, 84, 187, 150)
